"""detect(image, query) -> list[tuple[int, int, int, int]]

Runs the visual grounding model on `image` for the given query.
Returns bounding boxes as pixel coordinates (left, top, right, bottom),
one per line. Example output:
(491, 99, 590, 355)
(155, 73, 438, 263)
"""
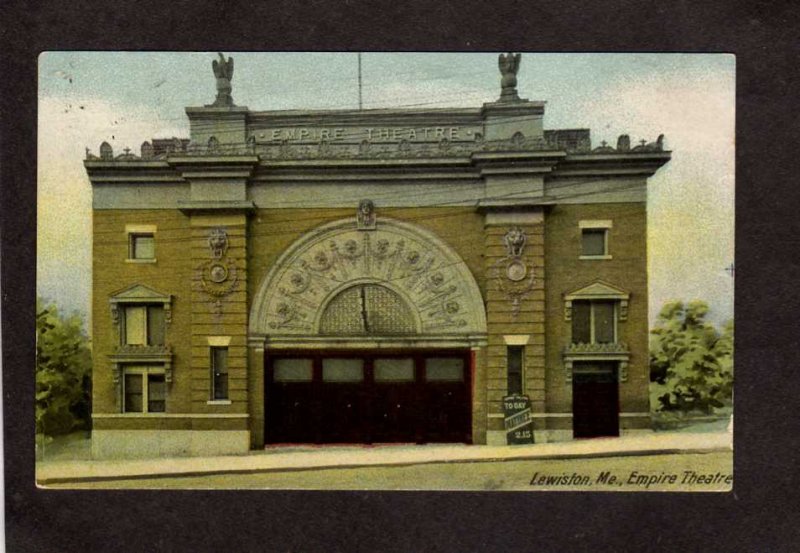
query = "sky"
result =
(37, 52, 735, 329)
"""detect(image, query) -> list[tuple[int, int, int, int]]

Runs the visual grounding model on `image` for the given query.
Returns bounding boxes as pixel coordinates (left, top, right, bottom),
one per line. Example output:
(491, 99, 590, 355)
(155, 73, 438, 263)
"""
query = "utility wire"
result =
(92, 179, 650, 246)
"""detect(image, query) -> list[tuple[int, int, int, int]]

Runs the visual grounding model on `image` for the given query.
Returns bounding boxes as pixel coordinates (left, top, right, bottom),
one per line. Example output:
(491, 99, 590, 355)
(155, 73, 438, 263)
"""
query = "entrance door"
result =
(265, 351, 471, 445)
(572, 362, 619, 438)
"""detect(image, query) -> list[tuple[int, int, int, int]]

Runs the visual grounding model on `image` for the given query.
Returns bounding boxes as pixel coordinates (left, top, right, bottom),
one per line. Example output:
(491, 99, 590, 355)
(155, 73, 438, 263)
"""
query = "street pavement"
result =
(36, 429, 732, 486)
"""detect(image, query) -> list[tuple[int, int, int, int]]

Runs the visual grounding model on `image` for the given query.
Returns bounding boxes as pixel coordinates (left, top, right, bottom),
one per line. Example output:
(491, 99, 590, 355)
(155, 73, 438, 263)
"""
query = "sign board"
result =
(253, 125, 484, 144)
(503, 394, 534, 444)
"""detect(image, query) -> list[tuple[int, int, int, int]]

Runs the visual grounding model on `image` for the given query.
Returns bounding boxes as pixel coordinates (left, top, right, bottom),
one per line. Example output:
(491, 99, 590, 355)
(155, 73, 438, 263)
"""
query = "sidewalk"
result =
(36, 431, 732, 486)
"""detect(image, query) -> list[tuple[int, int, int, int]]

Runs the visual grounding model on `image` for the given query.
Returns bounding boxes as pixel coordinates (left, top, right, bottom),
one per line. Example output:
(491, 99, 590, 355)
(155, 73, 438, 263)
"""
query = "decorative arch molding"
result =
(249, 217, 487, 346)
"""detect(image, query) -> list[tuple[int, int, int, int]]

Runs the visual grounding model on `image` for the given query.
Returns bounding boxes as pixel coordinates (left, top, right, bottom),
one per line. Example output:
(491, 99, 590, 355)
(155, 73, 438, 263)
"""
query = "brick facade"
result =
(84, 54, 669, 457)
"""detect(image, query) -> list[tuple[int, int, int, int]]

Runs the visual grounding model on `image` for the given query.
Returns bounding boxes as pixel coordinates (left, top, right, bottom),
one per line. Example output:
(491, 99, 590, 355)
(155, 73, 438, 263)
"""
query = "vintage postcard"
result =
(35, 52, 734, 491)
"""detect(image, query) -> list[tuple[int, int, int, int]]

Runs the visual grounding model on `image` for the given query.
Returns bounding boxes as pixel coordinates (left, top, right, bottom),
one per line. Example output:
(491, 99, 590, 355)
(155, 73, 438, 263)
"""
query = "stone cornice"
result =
(108, 344, 174, 384)
(553, 152, 672, 178)
(177, 200, 256, 214)
(166, 154, 260, 173)
(562, 342, 631, 382)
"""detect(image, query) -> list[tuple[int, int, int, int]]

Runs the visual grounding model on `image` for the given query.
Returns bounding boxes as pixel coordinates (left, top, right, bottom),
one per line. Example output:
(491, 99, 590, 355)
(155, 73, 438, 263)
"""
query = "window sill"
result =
(125, 258, 157, 264)
(207, 400, 232, 405)
(579, 254, 612, 260)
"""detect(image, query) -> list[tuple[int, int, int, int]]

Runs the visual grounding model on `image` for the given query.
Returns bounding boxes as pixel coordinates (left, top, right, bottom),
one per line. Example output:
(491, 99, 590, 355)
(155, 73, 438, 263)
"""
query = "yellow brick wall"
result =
(92, 210, 193, 414)
(93, 202, 651, 440)
(544, 203, 650, 424)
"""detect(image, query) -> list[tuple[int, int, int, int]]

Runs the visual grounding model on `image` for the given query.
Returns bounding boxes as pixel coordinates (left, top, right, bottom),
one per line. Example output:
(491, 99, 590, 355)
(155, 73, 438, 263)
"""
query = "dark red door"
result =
(572, 362, 619, 438)
(265, 351, 470, 445)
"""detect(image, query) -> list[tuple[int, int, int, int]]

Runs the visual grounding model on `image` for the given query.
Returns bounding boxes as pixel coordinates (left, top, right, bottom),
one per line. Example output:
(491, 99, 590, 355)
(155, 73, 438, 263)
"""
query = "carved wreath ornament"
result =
(490, 227, 536, 318)
(196, 227, 239, 316)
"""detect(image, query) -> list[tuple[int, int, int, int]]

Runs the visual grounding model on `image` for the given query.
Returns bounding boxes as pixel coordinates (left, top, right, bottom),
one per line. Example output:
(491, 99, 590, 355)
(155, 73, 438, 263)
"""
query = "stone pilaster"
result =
(483, 208, 546, 444)
(189, 214, 249, 414)
(248, 344, 265, 448)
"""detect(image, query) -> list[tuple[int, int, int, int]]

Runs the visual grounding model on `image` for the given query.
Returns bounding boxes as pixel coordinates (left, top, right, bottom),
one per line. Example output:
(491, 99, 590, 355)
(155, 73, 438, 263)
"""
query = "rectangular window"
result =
(129, 233, 155, 260)
(148, 374, 166, 412)
(322, 358, 364, 382)
(124, 306, 146, 345)
(273, 358, 314, 382)
(374, 358, 415, 382)
(123, 305, 165, 346)
(425, 358, 464, 382)
(124, 373, 144, 412)
(581, 229, 607, 256)
(211, 347, 229, 400)
(593, 301, 616, 343)
(507, 346, 524, 395)
(123, 367, 166, 413)
(571, 302, 592, 344)
(572, 301, 617, 344)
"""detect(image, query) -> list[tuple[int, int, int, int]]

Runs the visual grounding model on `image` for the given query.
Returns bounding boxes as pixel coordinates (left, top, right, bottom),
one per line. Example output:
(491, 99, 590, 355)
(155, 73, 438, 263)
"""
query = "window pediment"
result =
(109, 284, 172, 324)
(563, 279, 629, 321)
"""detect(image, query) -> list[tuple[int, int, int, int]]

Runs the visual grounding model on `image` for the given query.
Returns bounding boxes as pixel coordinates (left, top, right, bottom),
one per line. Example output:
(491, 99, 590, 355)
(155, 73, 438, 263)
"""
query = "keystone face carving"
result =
(357, 199, 376, 230)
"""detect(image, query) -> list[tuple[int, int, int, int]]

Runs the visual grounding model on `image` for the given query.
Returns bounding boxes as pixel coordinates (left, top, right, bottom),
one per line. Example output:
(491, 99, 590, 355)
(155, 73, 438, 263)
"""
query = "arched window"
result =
(319, 284, 416, 336)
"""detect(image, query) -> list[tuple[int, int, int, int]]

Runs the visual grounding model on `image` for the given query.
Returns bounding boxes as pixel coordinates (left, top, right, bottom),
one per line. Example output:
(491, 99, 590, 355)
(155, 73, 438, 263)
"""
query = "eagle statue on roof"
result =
(498, 52, 522, 102)
(210, 53, 235, 107)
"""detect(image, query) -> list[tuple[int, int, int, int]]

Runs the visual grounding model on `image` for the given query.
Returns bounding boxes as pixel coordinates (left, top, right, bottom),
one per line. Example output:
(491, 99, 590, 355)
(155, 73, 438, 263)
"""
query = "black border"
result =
(3, 1, 800, 551)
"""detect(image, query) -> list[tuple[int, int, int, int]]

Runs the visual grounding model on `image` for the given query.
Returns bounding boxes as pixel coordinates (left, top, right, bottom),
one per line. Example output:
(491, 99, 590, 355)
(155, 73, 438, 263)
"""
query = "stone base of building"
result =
(537, 429, 574, 442)
(620, 412, 653, 430)
(485, 430, 507, 445)
(620, 428, 655, 437)
(486, 429, 575, 444)
(92, 430, 251, 459)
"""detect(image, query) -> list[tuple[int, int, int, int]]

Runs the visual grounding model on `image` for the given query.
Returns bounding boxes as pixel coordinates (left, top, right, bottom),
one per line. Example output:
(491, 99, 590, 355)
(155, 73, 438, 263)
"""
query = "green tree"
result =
(36, 299, 92, 436)
(649, 301, 733, 415)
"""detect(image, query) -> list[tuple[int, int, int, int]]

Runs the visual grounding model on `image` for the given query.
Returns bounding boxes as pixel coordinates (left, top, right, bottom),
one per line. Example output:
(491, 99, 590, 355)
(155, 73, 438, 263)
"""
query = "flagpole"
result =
(358, 53, 363, 110)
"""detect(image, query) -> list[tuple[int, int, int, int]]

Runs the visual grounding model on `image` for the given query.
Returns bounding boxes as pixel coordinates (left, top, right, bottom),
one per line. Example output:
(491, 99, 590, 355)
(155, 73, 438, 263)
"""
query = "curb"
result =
(37, 445, 730, 486)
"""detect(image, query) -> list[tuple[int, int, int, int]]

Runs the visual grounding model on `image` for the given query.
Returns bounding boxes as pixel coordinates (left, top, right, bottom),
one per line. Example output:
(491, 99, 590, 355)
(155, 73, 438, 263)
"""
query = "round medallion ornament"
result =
(506, 259, 527, 282)
(209, 263, 228, 283)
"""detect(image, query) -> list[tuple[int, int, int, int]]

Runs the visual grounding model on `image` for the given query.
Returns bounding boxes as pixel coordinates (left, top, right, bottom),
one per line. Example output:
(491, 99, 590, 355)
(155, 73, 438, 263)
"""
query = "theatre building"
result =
(84, 54, 670, 458)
